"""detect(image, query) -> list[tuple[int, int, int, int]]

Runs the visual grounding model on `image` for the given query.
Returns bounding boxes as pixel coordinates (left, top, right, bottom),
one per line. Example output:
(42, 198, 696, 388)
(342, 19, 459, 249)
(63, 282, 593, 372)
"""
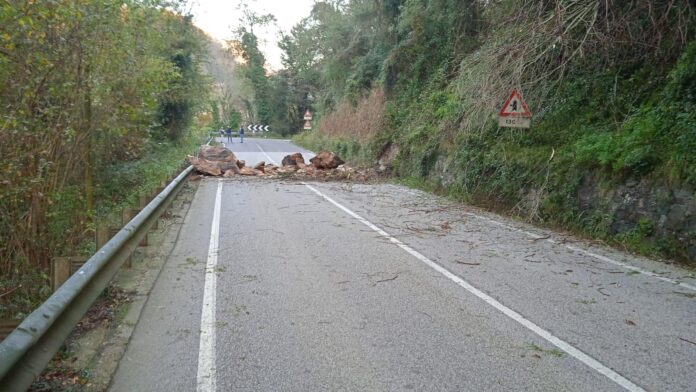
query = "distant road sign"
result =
(303, 110, 313, 121)
(499, 89, 531, 128)
(249, 124, 270, 132)
(303, 120, 312, 130)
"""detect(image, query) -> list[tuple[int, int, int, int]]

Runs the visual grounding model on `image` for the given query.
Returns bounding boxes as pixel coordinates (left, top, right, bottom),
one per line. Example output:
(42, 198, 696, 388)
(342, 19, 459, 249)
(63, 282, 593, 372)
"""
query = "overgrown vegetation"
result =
(282, 0, 696, 263)
(0, 0, 210, 318)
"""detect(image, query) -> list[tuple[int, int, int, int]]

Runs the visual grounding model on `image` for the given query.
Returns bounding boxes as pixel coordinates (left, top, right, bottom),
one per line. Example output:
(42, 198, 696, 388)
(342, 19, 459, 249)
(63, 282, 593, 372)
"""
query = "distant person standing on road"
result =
(239, 126, 245, 143)
(225, 127, 233, 143)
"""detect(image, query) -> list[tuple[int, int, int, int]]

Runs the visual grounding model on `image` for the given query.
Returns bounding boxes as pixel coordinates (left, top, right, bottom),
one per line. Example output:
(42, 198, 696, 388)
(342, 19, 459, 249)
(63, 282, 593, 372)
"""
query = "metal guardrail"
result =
(0, 165, 194, 391)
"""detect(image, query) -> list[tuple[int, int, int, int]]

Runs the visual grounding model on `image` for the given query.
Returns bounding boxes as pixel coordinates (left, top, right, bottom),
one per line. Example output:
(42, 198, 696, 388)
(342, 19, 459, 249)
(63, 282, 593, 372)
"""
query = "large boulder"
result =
(310, 151, 345, 169)
(190, 145, 241, 176)
(198, 145, 237, 162)
(281, 153, 305, 167)
(219, 161, 241, 174)
(187, 155, 222, 176)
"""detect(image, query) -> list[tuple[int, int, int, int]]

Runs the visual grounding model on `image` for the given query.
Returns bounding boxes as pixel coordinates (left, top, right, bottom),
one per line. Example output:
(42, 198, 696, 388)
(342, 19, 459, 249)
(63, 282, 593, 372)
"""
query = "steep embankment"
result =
(291, 1, 696, 264)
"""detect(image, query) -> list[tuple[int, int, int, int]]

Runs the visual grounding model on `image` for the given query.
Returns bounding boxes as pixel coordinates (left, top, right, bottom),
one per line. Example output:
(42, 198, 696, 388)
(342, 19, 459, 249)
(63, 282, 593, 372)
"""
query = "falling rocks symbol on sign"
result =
(499, 89, 532, 117)
(498, 89, 532, 128)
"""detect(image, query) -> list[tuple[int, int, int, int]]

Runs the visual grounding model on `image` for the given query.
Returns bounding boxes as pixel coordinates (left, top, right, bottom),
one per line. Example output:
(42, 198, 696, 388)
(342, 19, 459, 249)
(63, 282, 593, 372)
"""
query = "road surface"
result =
(110, 138, 696, 391)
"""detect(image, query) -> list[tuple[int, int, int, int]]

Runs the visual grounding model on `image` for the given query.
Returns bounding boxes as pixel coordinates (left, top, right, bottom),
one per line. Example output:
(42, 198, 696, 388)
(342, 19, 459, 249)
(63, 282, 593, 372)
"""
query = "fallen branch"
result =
(679, 337, 696, 346)
(455, 261, 481, 266)
(0, 284, 21, 299)
(374, 275, 399, 285)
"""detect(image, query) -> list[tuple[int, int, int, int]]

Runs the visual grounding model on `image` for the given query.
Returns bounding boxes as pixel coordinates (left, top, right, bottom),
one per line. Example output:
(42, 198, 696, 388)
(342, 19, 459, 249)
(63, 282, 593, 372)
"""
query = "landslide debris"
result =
(188, 146, 377, 181)
(310, 150, 344, 169)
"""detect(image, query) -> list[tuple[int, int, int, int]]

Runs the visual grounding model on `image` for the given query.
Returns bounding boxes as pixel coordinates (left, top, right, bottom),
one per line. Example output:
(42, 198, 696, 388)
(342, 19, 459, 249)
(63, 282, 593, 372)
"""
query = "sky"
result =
(190, 0, 316, 70)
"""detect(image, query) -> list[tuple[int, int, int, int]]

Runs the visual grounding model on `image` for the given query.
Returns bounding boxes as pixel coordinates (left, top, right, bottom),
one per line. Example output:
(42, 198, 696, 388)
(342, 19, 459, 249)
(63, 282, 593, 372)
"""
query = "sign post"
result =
(498, 89, 532, 128)
(303, 110, 313, 130)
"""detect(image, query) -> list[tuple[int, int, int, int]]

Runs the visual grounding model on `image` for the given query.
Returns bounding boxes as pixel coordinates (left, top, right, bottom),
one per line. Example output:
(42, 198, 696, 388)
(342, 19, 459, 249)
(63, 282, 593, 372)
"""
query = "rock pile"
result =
(187, 145, 241, 176)
(188, 146, 376, 181)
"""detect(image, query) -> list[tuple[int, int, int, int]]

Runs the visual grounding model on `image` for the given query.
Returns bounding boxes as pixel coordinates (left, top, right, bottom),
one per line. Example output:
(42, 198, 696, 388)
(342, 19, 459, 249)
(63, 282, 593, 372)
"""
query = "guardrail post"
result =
(149, 189, 160, 229)
(135, 203, 151, 247)
(139, 194, 149, 209)
(96, 226, 110, 251)
(121, 208, 141, 268)
(51, 257, 71, 291)
(97, 226, 122, 252)
(0, 320, 21, 343)
(50, 257, 87, 291)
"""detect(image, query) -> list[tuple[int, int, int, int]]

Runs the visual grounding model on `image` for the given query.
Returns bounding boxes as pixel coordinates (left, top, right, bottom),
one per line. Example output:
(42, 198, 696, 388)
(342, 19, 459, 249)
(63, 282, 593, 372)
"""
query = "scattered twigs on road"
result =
(374, 275, 399, 285)
(455, 261, 481, 266)
(597, 287, 611, 297)
(679, 337, 696, 346)
(417, 310, 433, 320)
(365, 272, 400, 286)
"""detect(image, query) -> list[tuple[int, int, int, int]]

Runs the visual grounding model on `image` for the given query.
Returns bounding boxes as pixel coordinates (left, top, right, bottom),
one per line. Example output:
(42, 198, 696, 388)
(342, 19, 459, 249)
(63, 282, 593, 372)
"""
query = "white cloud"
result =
(191, 0, 315, 70)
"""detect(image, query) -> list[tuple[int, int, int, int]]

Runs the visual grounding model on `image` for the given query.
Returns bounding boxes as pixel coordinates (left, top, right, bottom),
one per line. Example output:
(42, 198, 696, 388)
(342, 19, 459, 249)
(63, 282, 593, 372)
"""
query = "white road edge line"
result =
(196, 180, 222, 392)
(303, 183, 645, 392)
(256, 143, 278, 165)
(463, 212, 696, 292)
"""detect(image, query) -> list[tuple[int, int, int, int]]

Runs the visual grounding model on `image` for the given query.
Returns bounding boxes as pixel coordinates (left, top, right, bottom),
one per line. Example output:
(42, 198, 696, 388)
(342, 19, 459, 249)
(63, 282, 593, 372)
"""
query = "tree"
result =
(156, 14, 208, 142)
(229, 6, 276, 126)
(0, 0, 208, 282)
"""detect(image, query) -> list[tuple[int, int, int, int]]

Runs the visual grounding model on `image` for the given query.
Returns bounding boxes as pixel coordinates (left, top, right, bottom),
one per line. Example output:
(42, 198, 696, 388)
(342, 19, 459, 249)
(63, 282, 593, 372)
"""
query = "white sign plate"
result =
(498, 116, 531, 128)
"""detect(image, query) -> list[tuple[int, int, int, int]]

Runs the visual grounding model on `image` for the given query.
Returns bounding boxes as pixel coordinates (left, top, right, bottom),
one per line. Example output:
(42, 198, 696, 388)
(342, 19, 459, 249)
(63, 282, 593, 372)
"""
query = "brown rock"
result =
(239, 167, 263, 176)
(190, 146, 244, 176)
(377, 142, 399, 172)
(188, 155, 222, 176)
(187, 155, 200, 165)
(223, 170, 237, 177)
(281, 153, 305, 166)
(198, 145, 237, 162)
(276, 165, 298, 174)
(310, 151, 345, 169)
(236, 160, 246, 169)
(263, 165, 277, 175)
(336, 164, 355, 174)
(219, 161, 241, 174)
(254, 161, 266, 171)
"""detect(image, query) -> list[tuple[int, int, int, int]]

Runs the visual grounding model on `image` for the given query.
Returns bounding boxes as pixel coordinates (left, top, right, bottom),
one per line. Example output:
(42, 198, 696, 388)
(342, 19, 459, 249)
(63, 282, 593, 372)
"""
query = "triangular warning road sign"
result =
(499, 89, 532, 117)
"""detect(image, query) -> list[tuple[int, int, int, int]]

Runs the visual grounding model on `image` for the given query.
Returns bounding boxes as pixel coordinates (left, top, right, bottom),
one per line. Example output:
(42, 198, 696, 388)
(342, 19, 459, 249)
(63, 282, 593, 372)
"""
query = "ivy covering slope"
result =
(282, 0, 696, 263)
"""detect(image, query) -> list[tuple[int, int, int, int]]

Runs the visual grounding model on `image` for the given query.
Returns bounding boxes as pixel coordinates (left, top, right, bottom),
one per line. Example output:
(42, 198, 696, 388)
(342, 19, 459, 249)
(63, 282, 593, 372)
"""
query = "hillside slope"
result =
(286, 0, 696, 264)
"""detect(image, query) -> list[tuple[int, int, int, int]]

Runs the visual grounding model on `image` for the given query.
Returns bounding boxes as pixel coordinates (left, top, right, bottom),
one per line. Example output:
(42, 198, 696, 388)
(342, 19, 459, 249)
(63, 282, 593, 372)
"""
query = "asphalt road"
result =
(110, 138, 696, 391)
